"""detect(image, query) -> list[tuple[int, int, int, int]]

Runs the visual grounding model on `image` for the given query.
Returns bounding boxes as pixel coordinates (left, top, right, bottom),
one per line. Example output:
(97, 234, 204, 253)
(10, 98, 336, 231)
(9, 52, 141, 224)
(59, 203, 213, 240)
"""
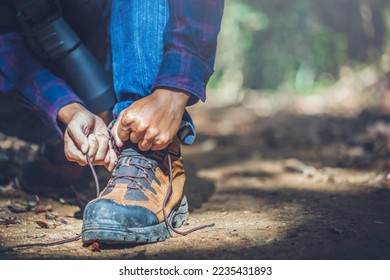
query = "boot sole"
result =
(81, 196, 189, 245)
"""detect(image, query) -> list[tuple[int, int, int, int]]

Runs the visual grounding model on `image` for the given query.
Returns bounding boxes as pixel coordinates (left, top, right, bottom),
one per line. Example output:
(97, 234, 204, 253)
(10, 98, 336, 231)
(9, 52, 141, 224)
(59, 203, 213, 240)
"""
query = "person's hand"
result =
(111, 89, 190, 151)
(58, 103, 116, 171)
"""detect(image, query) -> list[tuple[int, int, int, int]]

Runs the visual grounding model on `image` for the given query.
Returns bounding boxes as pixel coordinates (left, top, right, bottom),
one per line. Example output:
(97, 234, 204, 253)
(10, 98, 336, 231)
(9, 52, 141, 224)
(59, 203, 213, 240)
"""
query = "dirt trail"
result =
(1, 94, 390, 259)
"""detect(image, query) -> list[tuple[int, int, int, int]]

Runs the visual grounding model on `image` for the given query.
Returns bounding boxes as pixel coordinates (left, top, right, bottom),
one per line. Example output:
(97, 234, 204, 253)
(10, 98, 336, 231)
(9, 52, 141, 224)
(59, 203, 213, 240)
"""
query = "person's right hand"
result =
(111, 88, 190, 151)
(58, 103, 116, 172)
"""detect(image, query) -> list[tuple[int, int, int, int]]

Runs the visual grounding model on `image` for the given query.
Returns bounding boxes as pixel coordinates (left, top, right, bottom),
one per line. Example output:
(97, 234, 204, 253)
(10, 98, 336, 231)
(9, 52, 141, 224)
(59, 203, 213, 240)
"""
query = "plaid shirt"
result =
(0, 32, 85, 135)
(0, 0, 224, 133)
(153, 0, 224, 105)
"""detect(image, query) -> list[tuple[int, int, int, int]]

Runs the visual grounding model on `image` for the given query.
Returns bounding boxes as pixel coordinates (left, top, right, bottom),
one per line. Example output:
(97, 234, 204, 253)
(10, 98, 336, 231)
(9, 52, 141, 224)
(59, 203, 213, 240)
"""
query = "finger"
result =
(111, 113, 124, 148)
(68, 150, 88, 166)
(129, 130, 145, 144)
(129, 119, 149, 144)
(130, 131, 139, 143)
(64, 134, 88, 166)
(138, 139, 153, 151)
(138, 129, 157, 151)
(138, 127, 159, 151)
(144, 127, 159, 143)
(94, 134, 109, 162)
(104, 149, 111, 166)
(104, 149, 116, 172)
(151, 136, 172, 151)
(87, 134, 99, 160)
(109, 149, 117, 171)
(64, 144, 83, 163)
(118, 112, 136, 142)
(67, 122, 89, 154)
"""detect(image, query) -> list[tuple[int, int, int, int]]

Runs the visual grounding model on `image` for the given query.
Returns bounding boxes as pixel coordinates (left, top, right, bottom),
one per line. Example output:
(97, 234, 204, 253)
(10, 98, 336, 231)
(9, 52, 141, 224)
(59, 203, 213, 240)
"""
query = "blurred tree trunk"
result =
(316, 0, 387, 61)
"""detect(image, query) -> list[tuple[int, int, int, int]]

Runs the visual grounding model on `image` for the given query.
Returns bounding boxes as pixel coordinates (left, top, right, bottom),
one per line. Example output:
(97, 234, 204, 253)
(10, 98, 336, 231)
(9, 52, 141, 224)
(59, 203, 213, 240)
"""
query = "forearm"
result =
(58, 102, 88, 125)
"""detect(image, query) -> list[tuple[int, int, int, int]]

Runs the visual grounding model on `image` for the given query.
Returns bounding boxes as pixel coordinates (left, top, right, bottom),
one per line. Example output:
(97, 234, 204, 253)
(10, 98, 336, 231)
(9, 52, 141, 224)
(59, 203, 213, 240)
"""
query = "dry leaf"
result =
(7, 202, 28, 213)
(329, 226, 344, 234)
(36, 220, 50, 229)
(87, 242, 101, 252)
(44, 213, 57, 221)
(34, 204, 53, 214)
(0, 217, 17, 225)
(20, 200, 37, 209)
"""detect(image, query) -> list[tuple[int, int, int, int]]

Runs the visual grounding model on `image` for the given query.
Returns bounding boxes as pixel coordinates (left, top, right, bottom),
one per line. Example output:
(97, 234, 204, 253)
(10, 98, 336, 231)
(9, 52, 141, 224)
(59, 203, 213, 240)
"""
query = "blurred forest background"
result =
(210, 0, 390, 105)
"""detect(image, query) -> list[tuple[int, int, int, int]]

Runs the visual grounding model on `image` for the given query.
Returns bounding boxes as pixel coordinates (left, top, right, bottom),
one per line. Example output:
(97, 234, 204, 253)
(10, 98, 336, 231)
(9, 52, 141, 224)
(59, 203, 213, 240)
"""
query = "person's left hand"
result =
(59, 103, 116, 171)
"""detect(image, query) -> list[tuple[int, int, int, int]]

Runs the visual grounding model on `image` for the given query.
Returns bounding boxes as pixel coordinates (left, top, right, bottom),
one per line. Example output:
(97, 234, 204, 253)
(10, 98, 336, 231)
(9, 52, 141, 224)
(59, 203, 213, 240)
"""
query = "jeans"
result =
(0, 0, 196, 146)
(110, 0, 196, 145)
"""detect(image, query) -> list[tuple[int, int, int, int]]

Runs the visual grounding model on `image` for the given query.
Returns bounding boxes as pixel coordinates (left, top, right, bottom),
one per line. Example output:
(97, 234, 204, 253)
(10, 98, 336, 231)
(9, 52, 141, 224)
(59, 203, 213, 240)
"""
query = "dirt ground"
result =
(1, 90, 390, 259)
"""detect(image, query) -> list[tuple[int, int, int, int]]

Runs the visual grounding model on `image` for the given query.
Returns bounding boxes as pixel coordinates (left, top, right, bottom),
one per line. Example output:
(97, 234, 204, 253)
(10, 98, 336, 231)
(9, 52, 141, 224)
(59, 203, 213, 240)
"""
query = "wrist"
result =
(58, 102, 87, 125)
(153, 88, 191, 107)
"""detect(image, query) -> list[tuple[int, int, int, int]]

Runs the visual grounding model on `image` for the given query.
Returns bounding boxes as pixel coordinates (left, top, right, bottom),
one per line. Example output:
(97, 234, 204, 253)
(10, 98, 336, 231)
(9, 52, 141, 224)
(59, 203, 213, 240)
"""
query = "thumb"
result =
(111, 116, 124, 148)
(67, 121, 89, 154)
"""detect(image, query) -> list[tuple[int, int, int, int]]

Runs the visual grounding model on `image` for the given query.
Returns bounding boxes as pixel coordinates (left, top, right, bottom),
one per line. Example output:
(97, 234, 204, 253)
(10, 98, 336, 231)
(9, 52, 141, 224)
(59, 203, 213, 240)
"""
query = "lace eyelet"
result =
(143, 173, 152, 183)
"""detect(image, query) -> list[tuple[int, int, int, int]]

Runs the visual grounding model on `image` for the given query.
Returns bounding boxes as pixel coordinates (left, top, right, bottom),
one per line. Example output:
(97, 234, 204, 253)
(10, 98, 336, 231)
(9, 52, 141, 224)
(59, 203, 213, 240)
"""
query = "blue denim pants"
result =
(0, 0, 196, 146)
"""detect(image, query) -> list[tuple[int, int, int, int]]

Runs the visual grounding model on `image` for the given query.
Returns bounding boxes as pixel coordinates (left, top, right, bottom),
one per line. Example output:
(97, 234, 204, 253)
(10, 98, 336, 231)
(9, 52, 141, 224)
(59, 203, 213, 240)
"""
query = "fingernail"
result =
(115, 138, 123, 148)
(81, 143, 87, 154)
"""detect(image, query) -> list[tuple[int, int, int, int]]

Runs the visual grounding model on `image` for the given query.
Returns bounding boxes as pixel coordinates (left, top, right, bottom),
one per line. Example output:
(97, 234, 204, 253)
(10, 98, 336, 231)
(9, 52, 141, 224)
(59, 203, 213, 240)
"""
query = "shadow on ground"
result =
(152, 187, 390, 259)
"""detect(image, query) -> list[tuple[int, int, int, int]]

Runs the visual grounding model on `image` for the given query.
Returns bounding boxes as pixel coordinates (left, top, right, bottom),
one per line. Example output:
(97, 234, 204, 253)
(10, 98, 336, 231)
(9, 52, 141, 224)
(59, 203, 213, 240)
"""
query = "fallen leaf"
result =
(0, 217, 17, 225)
(87, 242, 101, 252)
(0, 220, 17, 225)
(36, 220, 50, 229)
(27, 234, 46, 239)
(7, 202, 28, 213)
(34, 204, 53, 214)
(20, 200, 37, 209)
(329, 226, 344, 234)
(44, 213, 57, 221)
(60, 218, 68, 225)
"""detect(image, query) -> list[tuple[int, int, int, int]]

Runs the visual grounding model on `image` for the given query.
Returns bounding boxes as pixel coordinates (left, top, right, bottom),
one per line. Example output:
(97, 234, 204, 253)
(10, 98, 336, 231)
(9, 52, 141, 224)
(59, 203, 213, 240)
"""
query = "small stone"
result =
(328, 176, 336, 183)
(329, 226, 343, 234)
(266, 237, 277, 244)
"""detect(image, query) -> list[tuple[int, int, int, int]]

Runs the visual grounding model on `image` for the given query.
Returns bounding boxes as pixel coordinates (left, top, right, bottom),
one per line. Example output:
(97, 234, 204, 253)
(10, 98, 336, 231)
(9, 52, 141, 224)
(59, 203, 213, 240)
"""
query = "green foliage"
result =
(213, 0, 388, 93)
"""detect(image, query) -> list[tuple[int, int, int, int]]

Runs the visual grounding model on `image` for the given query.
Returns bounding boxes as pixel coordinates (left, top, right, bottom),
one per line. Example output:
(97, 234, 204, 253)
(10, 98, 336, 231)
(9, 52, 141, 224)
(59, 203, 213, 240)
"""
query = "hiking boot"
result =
(81, 137, 189, 244)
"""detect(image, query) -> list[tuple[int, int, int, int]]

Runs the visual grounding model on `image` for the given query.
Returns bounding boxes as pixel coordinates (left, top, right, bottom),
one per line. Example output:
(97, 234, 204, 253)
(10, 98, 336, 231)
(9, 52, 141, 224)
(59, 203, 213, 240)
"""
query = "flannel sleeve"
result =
(152, 0, 224, 105)
(0, 32, 84, 135)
